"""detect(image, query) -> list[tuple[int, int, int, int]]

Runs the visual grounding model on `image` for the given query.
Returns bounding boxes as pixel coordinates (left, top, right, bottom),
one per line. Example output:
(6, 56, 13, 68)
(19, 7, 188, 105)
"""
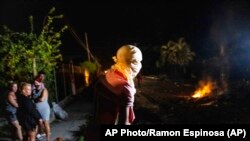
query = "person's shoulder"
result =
(42, 87, 48, 93)
(7, 91, 15, 97)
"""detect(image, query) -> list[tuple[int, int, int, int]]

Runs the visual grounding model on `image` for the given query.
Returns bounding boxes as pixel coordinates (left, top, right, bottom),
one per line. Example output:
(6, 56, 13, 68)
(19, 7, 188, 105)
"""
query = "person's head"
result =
(8, 81, 18, 93)
(55, 137, 64, 141)
(34, 80, 42, 90)
(111, 45, 143, 82)
(35, 70, 45, 82)
(20, 82, 32, 96)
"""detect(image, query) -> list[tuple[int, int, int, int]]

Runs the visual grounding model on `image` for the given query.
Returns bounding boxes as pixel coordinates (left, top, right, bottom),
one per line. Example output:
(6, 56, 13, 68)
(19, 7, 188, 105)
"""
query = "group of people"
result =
(4, 71, 51, 141)
(5, 44, 143, 141)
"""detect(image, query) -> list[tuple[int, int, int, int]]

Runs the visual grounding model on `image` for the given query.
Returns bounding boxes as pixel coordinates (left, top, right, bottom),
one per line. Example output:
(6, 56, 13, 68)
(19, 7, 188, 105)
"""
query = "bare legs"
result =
(44, 120, 51, 141)
(27, 130, 37, 141)
(38, 120, 51, 141)
(11, 120, 23, 141)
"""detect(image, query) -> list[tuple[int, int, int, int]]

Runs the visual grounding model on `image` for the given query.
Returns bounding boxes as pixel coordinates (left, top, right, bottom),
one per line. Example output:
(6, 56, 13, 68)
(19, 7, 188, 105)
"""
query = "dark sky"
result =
(1, 0, 250, 69)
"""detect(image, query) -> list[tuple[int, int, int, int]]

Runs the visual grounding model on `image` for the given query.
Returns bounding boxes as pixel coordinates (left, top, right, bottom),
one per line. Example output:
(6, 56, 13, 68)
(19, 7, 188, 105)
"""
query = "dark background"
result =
(1, 0, 250, 73)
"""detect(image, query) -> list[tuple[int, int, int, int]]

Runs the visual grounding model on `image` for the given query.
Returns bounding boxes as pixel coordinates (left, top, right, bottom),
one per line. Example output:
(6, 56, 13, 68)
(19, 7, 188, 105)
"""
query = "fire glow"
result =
(84, 69, 90, 87)
(192, 80, 213, 98)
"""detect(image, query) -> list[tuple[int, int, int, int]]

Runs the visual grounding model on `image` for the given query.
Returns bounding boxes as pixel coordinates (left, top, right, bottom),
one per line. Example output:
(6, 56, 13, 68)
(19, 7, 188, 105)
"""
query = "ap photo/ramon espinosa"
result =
(104, 128, 246, 138)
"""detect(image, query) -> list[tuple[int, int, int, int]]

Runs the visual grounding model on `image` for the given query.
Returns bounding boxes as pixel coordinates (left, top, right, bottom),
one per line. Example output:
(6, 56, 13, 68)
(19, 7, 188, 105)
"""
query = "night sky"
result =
(1, 0, 250, 71)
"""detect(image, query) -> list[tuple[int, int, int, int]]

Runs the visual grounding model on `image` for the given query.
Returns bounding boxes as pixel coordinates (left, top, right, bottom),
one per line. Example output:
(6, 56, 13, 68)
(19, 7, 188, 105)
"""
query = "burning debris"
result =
(190, 77, 228, 106)
(192, 80, 215, 99)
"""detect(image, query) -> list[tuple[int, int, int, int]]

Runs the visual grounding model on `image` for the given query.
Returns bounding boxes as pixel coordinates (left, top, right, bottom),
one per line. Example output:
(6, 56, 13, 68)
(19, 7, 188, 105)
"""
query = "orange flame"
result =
(84, 69, 90, 87)
(192, 80, 213, 98)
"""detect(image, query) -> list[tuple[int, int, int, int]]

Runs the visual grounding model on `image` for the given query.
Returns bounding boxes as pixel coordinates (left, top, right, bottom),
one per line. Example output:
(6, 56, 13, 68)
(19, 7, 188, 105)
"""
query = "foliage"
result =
(80, 61, 98, 75)
(157, 37, 195, 67)
(0, 7, 68, 101)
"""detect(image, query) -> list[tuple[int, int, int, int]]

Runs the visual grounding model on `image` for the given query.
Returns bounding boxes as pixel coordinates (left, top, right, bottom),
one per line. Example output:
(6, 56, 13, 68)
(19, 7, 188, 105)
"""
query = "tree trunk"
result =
(33, 57, 37, 77)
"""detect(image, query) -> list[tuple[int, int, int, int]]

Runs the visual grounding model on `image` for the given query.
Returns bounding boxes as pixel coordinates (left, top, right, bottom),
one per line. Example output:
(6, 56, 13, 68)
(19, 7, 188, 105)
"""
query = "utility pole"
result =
(33, 57, 37, 77)
(85, 32, 90, 62)
(53, 68, 59, 102)
(70, 60, 76, 95)
(62, 63, 67, 98)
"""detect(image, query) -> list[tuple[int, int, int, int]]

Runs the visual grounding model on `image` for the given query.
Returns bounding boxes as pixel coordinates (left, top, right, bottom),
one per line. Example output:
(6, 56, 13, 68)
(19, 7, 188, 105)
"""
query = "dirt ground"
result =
(133, 76, 250, 124)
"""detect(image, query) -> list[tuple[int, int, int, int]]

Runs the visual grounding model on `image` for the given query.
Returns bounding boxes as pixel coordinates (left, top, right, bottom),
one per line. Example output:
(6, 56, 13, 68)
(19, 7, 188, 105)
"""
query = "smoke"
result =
(209, 0, 250, 80)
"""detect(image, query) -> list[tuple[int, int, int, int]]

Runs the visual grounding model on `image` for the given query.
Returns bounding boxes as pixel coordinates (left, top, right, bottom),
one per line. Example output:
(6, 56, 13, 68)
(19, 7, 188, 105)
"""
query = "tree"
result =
(156, 37, 195, 78)
(0, 7, 68, 100)
(159, 37, 195, 66)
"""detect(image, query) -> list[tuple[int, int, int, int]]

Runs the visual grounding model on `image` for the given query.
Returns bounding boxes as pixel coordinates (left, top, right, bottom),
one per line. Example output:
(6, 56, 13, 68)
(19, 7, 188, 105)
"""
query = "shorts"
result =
(6, 112, 17, 123)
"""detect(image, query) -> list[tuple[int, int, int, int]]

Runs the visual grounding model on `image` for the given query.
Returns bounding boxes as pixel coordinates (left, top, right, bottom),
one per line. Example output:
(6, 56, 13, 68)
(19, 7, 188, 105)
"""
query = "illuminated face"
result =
(36, 74, 45, 82)
(39, 74, 45, 82)
(130, 60, 142, 78)
(34, 81, 42, 89)
(22, 85, 32, 96)
(116, 45, 143, 78)
(11, 83, 18, 93)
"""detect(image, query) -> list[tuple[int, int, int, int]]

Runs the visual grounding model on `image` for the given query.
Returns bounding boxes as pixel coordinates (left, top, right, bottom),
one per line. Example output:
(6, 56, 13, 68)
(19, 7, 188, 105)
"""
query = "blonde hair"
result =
(19, 82, 31, 91)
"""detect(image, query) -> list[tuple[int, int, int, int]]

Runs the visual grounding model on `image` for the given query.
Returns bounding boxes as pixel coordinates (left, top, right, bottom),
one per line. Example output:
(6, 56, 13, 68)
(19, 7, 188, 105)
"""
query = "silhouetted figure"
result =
(5, 81, 23, 141)
(94, 45, 143, 125)
(17, 82, 42, 141)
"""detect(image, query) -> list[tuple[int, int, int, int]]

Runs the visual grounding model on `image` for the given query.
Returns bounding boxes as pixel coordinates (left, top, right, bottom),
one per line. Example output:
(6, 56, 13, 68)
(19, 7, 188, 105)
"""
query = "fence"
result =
(55, 62, 86, 102)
